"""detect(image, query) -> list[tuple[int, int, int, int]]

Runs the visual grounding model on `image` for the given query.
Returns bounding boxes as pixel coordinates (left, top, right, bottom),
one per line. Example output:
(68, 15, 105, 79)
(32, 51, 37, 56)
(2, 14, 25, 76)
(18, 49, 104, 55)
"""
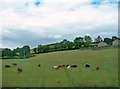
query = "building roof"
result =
(112, 39, 120, 46)
(98, 42, 108, 47)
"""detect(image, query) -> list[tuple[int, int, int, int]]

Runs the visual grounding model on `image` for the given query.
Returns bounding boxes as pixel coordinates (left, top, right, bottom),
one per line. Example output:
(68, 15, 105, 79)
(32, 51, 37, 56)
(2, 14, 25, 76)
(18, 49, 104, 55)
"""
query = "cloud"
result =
(48, 34, 62, 39)
(0, 0, 118, 49)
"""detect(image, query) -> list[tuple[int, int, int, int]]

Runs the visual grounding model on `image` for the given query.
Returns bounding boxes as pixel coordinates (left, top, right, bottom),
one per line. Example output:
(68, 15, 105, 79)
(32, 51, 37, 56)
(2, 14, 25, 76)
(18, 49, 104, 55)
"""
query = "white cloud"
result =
(48, 34, 62, 39)
(0, 0, 118, 48)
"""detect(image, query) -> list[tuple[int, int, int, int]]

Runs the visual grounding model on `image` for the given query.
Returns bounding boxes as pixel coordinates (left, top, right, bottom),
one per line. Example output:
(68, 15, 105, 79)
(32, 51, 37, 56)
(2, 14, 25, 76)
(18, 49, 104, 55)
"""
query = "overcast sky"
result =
(0, 0, 119, 49)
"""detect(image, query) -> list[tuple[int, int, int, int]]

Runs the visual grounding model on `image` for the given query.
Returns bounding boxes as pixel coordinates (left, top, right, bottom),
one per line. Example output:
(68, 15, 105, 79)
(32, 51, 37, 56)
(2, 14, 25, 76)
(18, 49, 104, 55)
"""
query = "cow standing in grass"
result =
(66, 64, 69, 67)
(96, 66, 100, 71)
(85, 64, 90, 68)
(38, 64, 41, 67)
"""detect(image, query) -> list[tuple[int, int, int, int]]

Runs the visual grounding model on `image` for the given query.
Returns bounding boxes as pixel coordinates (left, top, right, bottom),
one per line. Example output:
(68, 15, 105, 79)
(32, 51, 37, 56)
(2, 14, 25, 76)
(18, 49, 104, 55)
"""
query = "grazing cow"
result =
(13, 63, 17, 66)
(66, 64, 69, 67)
(5, 65, 11, 68)
(96, 66, 100, 71)
(85, 64, 90, 68)
(61, 64, 65, 67)
(52, 66, 59, 69)
(17, 68, 22, 73)
(58, 65, 62, 68)
(38, 64, 41, 67)
(71, 64, 77, 68)
(59, 64, 69, 68)
(67, 64, 77, 69)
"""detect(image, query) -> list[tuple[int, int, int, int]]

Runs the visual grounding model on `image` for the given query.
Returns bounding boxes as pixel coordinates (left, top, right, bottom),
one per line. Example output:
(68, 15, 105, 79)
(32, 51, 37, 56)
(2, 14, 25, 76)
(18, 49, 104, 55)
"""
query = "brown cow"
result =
(17, 68, 22, 73)
(62, 64, 69, 67)
(5, 65, 11, 68)
(96, 66, 100, 71)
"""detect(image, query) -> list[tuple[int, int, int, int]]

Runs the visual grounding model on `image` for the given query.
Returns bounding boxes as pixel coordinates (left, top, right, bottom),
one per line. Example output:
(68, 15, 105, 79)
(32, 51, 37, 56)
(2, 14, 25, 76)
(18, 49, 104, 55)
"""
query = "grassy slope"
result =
(2, 48, 118, 87)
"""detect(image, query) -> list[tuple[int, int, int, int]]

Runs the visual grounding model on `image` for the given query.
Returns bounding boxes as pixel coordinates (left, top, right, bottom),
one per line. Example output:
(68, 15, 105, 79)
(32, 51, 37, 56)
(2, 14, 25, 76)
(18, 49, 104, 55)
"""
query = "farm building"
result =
(97, 42, 108, 47)
(112, 39, 120, 46)
(30, 49, 35, 54)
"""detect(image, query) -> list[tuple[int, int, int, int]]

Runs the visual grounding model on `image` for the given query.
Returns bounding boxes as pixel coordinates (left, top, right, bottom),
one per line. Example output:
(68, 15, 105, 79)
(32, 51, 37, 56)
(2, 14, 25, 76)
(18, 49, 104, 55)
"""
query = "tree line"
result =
(2, 45, 35, 59)
(1, 35, 119, 59)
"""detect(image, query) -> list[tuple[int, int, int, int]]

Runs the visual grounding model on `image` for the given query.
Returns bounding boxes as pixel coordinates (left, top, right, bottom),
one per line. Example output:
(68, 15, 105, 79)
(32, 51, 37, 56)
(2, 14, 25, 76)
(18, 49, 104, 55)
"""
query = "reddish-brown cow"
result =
(96, 66, 100, 71)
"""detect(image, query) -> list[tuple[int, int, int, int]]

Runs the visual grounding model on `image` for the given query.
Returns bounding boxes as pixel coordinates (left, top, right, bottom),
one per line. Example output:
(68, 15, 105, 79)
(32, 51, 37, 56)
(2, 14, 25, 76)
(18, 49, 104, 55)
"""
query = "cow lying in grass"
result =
(17, 68, 22, 73)
(5, 65, 11, 68)
(52, 65, 59, 69)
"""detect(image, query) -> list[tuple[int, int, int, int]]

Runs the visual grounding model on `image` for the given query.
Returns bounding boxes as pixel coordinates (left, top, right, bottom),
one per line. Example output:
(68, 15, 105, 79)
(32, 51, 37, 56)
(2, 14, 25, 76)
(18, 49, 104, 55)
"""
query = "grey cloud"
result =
(2, 29, 63, 49)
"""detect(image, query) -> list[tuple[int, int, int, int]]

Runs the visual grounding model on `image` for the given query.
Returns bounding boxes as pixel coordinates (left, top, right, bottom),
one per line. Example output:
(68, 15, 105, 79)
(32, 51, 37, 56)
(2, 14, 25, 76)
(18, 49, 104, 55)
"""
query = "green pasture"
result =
(2, 48, 118, 87)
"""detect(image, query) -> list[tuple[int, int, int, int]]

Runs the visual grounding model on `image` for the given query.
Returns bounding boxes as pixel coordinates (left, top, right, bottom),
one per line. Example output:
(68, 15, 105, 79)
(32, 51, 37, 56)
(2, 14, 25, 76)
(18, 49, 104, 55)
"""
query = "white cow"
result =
(67, 65, 71, 69)
(52, 66, 59, 69)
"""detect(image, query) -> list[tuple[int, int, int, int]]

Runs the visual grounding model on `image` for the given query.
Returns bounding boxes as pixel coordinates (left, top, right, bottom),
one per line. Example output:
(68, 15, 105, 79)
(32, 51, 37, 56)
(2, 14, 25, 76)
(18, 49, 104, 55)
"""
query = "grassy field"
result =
(2, 48, 118, 87)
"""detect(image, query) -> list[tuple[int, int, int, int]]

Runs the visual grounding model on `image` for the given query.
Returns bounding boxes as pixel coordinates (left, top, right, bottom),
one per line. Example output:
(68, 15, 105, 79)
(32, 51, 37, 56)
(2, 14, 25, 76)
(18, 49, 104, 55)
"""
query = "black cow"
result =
(66, 64, 69, 67)
(17, 68, 22, 73)
(5, 65, 11, 68)
(71, 65, 77, 68)
(38, 64, 41, 67)
(85, 64, 90, 68)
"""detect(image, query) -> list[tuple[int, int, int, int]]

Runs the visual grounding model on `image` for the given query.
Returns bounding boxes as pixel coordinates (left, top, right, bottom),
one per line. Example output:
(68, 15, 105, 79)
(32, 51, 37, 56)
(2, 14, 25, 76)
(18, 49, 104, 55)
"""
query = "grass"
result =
(2, 48, 118, 87)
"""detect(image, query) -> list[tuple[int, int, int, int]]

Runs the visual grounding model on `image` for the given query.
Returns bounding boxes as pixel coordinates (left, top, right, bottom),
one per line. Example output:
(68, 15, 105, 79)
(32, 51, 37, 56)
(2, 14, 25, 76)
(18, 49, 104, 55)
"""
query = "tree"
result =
(74, 37, 84, 48)
(13, 47, 20, 56)
(104, 38, 112, 45)
(67, 41, 74, 49)
(61, 39, 74, 49)
(38, 45, 44, 53)
(94, 36, 102, 43)
(42, 45, 50, 52)
(2, 48, 13, 59)
(53, 43, 63, 50)
(33, 48, 38, 54)
(22, 45, 30, 55)
(84, 35, 92, 43)
(38, 45, 50, 53)
(84, 35, 92, 47)
(112, 36, 117, 41)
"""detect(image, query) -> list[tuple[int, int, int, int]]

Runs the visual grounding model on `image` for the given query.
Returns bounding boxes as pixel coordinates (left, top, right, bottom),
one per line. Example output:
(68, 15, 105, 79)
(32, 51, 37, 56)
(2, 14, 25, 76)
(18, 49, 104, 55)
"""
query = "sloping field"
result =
(2, 48, 118, 87)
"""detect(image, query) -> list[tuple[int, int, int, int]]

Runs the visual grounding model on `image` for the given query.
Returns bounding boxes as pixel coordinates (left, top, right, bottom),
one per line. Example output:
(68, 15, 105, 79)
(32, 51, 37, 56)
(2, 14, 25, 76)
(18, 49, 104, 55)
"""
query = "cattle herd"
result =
(4, 63, 100, 73)
(52, 64, 77, 69)
(4, 63, 23, 73)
